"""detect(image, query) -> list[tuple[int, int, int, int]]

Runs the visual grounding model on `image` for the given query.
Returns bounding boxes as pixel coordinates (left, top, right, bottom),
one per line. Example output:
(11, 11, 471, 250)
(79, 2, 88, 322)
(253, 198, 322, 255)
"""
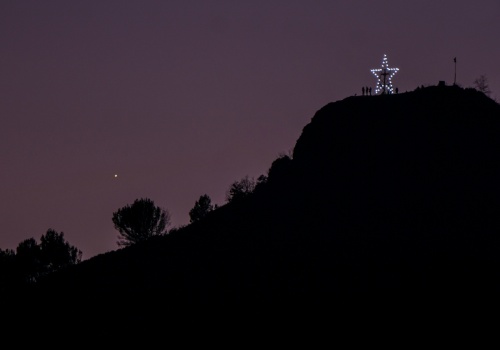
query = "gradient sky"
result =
(1, 0, 499, 260)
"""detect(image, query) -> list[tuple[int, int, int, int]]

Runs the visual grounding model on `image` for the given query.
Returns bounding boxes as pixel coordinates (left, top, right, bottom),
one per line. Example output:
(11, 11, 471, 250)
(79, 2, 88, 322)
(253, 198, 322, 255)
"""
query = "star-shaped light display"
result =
(371, 54, 399, 95)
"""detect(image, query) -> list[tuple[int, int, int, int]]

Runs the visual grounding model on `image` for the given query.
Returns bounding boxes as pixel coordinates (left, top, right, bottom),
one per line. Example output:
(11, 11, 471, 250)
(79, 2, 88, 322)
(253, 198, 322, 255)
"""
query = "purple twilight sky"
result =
(1, 1, 499, 260)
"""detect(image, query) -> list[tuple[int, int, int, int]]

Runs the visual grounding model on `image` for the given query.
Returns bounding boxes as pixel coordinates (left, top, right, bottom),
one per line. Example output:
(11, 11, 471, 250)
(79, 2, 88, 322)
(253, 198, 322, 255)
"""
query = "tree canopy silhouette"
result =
(39, 229, 82, 271)
(189, 194, 215, 223)
(473, 75, 491, 96)
(112, 198, 170, 246)
(225, 175, 256, 203)
(15, 238, 41, 283)
(0, 229, 81, 289)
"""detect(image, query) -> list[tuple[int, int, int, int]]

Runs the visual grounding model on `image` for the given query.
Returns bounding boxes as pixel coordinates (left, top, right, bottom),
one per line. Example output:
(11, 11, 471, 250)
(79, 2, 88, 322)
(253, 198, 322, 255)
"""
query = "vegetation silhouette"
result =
(0, 229, 81, 292)
(473, 74, 491, 96)
(189, 194, 215, 223)
(112, 197, 170, 246)
(7, 84, 500, 323)
(225, 175, 257, 203)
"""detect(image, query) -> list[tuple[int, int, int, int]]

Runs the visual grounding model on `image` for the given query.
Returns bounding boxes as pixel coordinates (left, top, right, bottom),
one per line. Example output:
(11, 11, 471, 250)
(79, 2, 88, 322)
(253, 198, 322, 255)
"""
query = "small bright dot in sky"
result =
(114, 174, 118, 178)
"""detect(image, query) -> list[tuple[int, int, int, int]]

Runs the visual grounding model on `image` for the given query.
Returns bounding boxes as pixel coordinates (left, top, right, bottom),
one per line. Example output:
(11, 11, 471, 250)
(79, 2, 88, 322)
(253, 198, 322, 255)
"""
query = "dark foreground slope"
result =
(18, 85, 500, 320)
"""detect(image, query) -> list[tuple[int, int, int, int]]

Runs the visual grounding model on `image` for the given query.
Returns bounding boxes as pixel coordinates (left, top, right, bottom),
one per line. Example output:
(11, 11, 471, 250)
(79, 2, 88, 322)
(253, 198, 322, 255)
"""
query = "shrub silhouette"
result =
(225, 175, 256, 203)
(473, 74, 491, 96)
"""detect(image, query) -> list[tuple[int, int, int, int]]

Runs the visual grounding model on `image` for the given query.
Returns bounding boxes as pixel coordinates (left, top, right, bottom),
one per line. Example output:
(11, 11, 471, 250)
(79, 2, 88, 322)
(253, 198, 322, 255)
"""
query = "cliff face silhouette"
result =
(20, 85, 500, 319)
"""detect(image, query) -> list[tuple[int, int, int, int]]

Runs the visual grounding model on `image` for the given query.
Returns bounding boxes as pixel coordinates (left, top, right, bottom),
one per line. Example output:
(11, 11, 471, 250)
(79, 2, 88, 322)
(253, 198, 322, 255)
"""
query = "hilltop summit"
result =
(17, 85, 500, 320)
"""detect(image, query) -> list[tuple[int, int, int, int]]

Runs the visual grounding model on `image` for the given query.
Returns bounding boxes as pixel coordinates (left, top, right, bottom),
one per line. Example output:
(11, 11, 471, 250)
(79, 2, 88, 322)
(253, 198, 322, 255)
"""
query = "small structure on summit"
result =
(371, 54, 399, 95)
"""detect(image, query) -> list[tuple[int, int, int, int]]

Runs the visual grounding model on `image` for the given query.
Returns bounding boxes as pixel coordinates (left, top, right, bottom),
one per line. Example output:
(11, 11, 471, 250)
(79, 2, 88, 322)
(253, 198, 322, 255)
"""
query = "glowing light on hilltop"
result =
(371, 54, 399, 95)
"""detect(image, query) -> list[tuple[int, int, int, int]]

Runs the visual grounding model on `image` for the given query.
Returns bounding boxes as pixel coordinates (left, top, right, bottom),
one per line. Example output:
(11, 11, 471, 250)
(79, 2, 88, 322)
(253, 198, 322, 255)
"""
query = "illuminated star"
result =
(371, 54, 399, 95)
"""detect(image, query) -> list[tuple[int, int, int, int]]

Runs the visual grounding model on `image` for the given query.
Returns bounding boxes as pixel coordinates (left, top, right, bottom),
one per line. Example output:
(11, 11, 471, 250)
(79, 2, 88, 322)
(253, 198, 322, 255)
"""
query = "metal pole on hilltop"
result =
(454, 57, 457, 85)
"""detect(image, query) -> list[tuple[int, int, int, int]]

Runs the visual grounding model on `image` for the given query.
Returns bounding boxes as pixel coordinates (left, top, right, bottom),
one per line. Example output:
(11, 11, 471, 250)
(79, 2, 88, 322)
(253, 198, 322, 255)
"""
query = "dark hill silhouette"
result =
(11, 85, 500, 323)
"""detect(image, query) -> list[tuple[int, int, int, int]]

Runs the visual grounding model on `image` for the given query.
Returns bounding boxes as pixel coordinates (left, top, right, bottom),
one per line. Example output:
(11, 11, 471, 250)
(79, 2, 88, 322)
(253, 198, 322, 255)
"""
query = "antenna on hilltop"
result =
(453, 57, 457, 85)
